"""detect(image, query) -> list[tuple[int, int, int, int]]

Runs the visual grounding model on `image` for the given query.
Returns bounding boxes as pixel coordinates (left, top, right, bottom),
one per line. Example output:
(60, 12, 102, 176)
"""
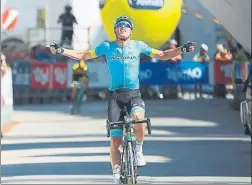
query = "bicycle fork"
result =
(120, 131, 138, 184)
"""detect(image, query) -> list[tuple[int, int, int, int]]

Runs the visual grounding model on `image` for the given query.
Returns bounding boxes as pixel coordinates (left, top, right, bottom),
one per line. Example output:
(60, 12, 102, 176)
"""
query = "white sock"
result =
(113, 164, 120, 174)
(135, 141, 143, 153)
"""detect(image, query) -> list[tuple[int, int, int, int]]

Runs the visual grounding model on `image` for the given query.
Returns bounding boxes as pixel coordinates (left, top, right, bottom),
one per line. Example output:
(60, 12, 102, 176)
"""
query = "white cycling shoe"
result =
(136, 152, 146, 167)
(113, 165, 121, 184)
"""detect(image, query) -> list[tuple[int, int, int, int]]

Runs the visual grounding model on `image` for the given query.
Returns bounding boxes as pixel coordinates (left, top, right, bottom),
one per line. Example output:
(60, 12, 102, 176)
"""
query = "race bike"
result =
(235, 63, 252, 136)
(106, 107, 152, 184)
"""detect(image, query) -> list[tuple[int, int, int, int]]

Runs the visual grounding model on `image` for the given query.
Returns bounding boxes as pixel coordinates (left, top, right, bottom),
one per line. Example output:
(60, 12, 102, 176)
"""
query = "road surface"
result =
(1, 99, 251, 184)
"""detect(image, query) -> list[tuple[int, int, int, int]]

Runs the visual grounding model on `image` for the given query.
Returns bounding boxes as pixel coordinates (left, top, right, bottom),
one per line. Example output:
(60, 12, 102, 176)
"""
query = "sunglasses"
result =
(115, 21, 132, 29)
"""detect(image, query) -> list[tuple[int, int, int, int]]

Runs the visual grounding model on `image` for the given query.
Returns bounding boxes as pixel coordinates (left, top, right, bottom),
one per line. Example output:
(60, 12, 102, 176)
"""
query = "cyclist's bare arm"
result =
(62, 49, 95, 60)
(152, 41, 195, 60)
(49, 41, 104, 60)
(152, 47, 183, 60)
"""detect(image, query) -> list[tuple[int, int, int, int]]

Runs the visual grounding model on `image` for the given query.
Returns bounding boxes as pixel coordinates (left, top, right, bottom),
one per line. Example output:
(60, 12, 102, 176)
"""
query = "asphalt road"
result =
(1, 98, 251, 184)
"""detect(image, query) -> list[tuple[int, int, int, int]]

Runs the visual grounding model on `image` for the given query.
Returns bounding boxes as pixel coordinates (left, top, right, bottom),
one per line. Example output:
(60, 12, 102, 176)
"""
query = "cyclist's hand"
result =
(48, 41, 64, 55)
(181, 41, 196, 53)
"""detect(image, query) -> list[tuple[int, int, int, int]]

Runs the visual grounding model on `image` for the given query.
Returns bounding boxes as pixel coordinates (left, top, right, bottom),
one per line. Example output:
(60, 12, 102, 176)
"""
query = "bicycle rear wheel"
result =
(126, 142, 136, 184)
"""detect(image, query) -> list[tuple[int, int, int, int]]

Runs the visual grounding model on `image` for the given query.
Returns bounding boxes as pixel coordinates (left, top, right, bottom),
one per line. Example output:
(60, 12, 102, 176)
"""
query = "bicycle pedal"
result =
(120, 176, 126, 184)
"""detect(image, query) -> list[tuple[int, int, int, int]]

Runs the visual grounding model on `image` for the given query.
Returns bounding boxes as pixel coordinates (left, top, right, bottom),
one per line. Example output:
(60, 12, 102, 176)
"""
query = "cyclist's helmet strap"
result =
(114, 16, 134, 30)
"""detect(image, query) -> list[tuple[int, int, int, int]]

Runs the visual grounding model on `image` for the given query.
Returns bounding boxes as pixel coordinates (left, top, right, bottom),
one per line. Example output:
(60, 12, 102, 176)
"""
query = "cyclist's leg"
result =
(130, 92, 146, 142)
(108, 92, 123, 170)
(71, 74, 79, 102)
(108, 91, 124, 183)
(72, 86, 78, 100)
(129, 91, 146, 166)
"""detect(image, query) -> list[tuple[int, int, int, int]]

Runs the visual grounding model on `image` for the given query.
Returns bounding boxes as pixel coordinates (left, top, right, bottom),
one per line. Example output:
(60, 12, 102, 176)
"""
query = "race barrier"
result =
(139, 61, 209, 85)
(10, 59, 251, 104)
(1, 67, 14, 127)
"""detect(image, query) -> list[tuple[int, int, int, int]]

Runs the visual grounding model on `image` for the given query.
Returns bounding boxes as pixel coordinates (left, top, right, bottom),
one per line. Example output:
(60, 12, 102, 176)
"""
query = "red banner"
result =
(31, 63, 51, 89)
(52, 63, 68, 88)
(214, 61, 233, 85)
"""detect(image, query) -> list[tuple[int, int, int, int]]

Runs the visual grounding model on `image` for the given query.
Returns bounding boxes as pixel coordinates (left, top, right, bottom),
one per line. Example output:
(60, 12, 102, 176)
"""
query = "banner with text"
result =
(139, 61, 209, 85)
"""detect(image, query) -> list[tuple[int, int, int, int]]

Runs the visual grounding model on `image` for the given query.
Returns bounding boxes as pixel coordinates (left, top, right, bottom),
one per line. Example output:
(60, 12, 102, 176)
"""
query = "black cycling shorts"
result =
(72, 73, 88, 82)
(107, 88, 146, 138)
(72, 73, 82, 82)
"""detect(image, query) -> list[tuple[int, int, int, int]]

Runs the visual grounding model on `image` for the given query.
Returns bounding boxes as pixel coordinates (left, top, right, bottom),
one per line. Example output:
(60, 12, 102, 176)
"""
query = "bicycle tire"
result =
(120, 143, 127, 184)
(126, 142, 136, 184)
(240, 101, 248, 126)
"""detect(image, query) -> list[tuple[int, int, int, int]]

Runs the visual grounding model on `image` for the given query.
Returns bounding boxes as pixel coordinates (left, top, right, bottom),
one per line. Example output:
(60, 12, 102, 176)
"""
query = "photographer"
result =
(57, 5, 78, 47)
(193, 44, 210, 98)
(193, 43, 210, 62)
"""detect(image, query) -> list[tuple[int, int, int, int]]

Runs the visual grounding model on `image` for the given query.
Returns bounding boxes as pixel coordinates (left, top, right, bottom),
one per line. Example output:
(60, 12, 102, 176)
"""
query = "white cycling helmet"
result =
(201, 43, 208, 51)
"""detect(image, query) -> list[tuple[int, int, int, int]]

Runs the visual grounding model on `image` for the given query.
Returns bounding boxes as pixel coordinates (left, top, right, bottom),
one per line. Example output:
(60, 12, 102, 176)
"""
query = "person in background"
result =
(193, 44, 210, 99)
(1, 52, 8, 138)
(1, 52, 7, 77)
(169, 39, 183, 62)
(193, 43, 210, 62)
(233, 43, 248, 62)
(215, 44, 223, 56)
(214, 44, 233, 99)
(215, 44, 233, 61)
(32, 45, 56, 63)
(227, 40, 237, 56)
(164, 39, 183, 98)
(58, 5, 78, 47)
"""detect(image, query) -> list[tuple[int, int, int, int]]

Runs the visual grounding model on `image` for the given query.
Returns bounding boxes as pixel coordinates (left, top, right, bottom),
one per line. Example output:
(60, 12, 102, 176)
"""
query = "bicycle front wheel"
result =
(126, 142, 136, 184)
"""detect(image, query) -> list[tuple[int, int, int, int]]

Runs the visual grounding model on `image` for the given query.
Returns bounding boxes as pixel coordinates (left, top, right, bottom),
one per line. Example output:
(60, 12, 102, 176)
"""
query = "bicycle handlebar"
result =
(109, 118, 149, 125)
(106, 117, 152, 137)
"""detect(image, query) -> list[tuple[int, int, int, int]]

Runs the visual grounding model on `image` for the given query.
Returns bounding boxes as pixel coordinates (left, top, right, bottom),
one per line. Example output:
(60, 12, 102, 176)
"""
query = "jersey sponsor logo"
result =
(128, 0, 164, 10)
(110, 56, 138, 60)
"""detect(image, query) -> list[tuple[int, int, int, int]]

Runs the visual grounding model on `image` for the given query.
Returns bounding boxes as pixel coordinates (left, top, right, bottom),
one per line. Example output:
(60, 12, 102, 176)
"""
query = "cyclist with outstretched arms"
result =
(49, 16, 195, 184)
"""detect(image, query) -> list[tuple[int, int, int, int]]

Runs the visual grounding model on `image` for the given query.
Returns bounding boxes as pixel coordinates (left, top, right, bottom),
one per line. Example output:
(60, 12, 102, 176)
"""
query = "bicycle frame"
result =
(121, 115, 136, 184)
(106, 112, 151, 184)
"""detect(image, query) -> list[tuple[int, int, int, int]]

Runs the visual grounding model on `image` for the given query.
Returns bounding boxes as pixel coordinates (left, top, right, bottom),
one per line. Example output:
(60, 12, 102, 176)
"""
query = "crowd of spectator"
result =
(141, 38, 250, 99)
(1, 42, 70, 67)
(1, 36, 249, 69)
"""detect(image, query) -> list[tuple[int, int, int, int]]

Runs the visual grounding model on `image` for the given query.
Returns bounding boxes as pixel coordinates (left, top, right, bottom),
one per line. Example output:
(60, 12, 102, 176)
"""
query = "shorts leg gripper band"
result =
(110, 129, 123, 138)
(130, 106, 145, 117)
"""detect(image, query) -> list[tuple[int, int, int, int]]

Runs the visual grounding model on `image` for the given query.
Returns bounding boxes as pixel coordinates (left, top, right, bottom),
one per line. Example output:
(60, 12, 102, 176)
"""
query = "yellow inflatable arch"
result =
(100, 0, 182, 49)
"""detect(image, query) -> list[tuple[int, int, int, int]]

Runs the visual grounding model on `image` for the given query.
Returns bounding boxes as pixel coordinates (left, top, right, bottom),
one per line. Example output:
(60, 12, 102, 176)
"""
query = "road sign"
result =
(1, 8, 18, 31)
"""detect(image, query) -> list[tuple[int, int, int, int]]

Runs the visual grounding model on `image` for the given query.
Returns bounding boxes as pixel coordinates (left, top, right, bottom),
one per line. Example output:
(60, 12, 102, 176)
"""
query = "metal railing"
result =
(26, 26, 100, 49)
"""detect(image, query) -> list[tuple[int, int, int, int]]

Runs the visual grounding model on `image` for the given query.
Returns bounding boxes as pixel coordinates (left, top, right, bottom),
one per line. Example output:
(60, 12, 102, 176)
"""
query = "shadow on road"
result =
(2, 138, 251, 178)
(13, 99, 245, 136)
(2, 99, 251, 183)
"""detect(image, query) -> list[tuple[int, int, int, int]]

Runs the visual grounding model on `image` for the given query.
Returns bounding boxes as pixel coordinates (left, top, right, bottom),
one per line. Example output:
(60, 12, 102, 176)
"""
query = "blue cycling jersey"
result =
(89, 40, 156, 91)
